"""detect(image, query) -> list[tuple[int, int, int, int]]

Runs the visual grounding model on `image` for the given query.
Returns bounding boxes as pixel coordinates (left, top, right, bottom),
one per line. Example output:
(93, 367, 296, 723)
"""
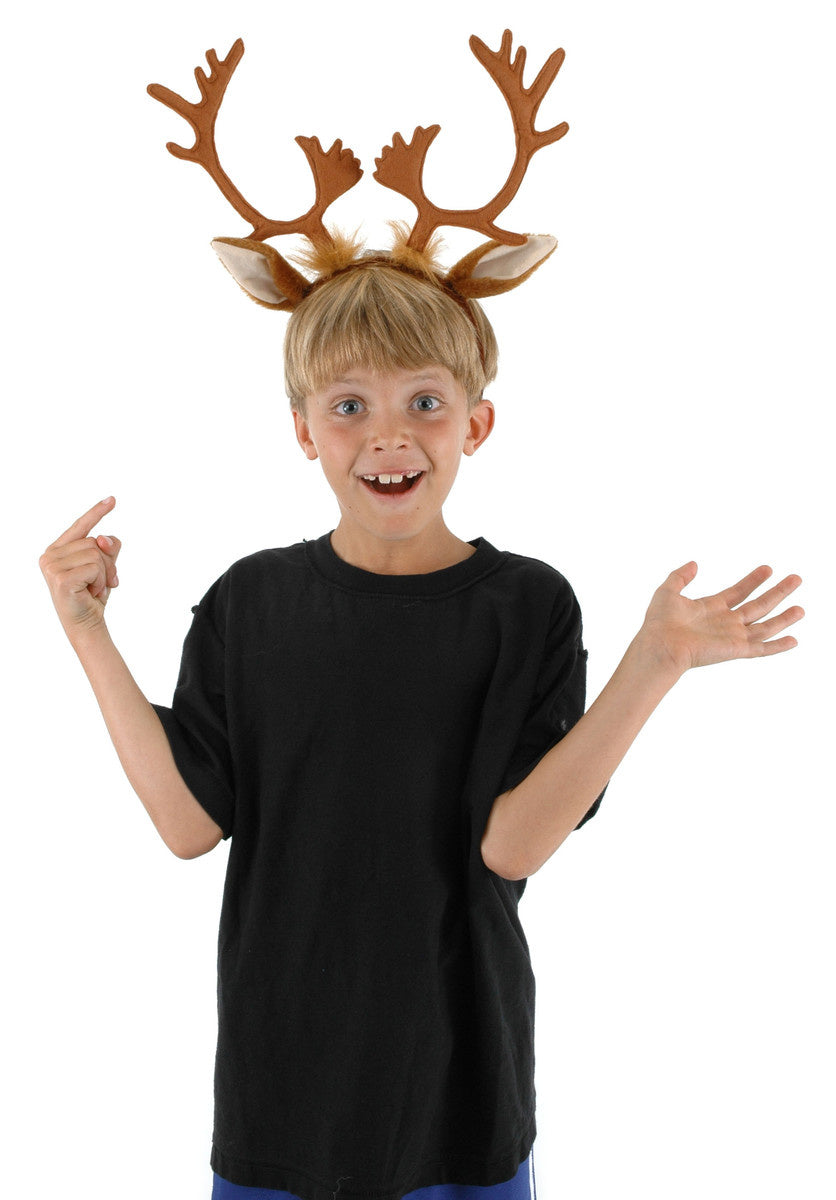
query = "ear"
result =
(462, 397, 495, 457)
(211, 237, 312, 310)
(291, 408, 319, 461)
(445, 234, 557, 299)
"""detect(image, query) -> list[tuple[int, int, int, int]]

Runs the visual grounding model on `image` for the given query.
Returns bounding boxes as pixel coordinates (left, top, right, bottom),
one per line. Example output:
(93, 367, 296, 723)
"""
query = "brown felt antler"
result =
(147, 31, 567, 311)
(374, 29, 568, 252)
(147, 39, 363, 247)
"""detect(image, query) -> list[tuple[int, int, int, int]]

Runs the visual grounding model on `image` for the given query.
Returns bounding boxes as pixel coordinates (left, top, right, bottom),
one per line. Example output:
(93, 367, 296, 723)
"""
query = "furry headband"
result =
(147, 30, 569, 312)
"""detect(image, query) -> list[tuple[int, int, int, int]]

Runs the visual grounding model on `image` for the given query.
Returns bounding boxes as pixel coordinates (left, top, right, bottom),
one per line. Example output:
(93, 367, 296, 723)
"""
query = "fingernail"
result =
(103, 536, 114, 549)
(113, 573, 119, 586)
(101, 496, 114, 505)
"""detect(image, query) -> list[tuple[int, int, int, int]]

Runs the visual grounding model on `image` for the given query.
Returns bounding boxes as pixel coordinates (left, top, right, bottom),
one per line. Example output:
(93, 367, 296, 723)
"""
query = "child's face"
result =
(292, 364, 494, 568)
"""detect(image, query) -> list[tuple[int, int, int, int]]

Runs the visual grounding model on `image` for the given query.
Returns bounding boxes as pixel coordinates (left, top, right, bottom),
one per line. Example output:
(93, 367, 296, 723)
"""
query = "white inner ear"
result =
(470, 234, 557, 281)
(212, 241, 288, 305)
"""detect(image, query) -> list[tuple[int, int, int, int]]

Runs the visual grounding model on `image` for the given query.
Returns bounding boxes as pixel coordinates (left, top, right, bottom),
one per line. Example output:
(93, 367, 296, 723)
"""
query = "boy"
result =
(38, 30, 804, 1200)
(38, 259, 803, 1200)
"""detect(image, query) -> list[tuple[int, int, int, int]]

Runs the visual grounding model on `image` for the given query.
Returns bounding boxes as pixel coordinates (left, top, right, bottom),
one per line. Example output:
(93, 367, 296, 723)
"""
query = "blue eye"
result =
(335, 399, 363, 415)
(334, 395, 440, 415)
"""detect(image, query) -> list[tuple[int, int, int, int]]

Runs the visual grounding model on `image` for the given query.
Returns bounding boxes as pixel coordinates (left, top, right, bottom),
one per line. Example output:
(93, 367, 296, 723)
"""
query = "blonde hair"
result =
(283, 262, 498, 418)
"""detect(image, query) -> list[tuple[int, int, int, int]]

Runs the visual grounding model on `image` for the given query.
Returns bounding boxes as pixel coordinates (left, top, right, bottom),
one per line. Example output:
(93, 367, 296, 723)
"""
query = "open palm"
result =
(641, 562, 804, 675)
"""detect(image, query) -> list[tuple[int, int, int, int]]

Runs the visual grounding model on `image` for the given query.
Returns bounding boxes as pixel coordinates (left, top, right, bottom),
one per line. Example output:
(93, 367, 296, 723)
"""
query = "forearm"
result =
(482, 634, 682, 880)
(68, 624, 223, 858)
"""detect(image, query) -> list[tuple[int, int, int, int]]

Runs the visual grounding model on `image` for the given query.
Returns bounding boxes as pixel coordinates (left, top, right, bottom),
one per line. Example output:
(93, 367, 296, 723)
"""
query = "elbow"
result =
(165, 787, 227, 859)
(174, 830, 224, 859)
(165, 829, 197, 859)
(481, 789, 532, 881)
(480, 837, 530, 882)
(139, 779, 227, 858)
(166, 823, 225, 860)
(482, 826, 575, 881)
(170, 839, 204, 860)
(488, 859, 530, 882)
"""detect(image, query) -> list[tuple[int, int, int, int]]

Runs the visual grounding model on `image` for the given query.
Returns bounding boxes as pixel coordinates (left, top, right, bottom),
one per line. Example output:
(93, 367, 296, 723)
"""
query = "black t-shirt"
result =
(152, 531, 605, 1200)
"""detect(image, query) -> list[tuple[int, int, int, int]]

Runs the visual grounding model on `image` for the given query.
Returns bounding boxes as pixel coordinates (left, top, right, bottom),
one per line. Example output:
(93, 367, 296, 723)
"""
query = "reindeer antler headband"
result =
(147, 30, 569, 313)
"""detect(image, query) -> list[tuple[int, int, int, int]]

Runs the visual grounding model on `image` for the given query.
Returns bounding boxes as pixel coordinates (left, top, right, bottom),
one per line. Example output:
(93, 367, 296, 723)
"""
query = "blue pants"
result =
(212, 1150, 536, 1200)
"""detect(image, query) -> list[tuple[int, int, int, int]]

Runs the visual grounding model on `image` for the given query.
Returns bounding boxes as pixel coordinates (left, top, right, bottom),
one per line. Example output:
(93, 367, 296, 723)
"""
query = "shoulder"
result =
(489, 542, 579, 608)
(225, 540, 308, 585)
(500, 545, 573, 587)
(484, 543, 586, 653)
(190, 540, 309, 622)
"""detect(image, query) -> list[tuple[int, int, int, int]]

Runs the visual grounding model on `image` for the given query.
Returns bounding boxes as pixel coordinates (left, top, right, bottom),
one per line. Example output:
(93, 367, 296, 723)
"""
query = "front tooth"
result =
(378, 474, 392, 484)
(389, 474, 404, 483)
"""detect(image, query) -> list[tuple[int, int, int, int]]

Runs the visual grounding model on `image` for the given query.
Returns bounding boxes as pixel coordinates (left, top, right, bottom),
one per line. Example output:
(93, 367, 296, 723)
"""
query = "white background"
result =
(5, 0, 832, 1197)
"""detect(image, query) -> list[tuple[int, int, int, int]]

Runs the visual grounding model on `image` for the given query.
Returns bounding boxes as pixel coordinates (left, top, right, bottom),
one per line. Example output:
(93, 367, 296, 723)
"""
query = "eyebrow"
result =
(327, 374, 447, 389)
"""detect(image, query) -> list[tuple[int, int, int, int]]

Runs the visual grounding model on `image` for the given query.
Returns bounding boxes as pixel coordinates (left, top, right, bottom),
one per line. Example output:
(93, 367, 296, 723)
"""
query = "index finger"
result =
(50, 496, 115, 549)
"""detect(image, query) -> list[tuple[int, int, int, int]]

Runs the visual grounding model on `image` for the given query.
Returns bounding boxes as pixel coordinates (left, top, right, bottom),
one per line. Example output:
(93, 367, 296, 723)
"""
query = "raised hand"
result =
(639, 562, 804, 677)
(39, 497, 121, 639)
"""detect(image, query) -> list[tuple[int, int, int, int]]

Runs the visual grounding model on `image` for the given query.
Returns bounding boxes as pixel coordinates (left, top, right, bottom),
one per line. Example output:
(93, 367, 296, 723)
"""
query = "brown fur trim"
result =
(253, 295, 296, 313)
(290, 228, 365, 278)
(387, 220, 446, 279)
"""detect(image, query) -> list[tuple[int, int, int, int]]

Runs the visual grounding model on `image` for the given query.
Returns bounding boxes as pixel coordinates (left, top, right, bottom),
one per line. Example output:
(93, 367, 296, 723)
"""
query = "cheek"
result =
(426, 418, 463, 448)
(315, 428, 352, 459)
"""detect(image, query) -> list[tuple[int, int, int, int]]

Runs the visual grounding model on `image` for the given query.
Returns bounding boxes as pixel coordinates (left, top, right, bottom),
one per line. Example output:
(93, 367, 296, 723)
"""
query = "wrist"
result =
(66, 619, 112, 657)
(622, 627, 688, 694)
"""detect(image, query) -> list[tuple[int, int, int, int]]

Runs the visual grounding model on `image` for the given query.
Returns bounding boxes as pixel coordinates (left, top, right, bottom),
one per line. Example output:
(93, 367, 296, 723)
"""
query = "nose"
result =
(368, 409, 410, 450)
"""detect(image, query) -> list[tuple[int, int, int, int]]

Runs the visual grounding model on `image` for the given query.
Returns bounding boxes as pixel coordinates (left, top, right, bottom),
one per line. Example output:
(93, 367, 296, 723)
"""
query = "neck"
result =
(329, 522, 475, 575)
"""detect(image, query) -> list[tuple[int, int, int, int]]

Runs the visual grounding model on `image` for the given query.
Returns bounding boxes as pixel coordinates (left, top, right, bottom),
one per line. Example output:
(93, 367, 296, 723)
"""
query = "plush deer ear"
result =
(444, 234, 557, 299)
(211, 237, 313, 310)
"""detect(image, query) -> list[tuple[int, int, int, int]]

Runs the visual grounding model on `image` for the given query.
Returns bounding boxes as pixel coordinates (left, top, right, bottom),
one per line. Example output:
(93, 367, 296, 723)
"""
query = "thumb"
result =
(97, 534, 122, 561)
(667, 561, 698, 592)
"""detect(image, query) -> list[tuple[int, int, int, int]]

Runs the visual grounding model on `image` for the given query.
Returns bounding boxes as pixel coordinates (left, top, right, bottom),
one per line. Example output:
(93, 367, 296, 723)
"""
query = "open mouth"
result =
(360, 472, 425, 498)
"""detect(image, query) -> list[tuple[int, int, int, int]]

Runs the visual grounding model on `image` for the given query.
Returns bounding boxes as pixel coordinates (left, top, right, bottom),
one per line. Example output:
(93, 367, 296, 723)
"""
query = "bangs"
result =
(284, 264, 497, 414)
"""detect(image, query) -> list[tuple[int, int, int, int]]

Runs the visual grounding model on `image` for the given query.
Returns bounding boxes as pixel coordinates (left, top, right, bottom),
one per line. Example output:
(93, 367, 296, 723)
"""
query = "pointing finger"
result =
(51, 496, 115, 549)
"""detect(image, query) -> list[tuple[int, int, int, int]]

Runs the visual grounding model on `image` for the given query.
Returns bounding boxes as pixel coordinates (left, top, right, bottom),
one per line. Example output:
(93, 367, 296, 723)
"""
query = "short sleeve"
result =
(499, 587, 605, 832)
(152, 602, 236, 839)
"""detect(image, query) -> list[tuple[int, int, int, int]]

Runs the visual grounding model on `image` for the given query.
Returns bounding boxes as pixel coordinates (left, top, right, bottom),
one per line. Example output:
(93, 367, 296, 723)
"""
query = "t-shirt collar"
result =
(303, 530, 505, 597)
